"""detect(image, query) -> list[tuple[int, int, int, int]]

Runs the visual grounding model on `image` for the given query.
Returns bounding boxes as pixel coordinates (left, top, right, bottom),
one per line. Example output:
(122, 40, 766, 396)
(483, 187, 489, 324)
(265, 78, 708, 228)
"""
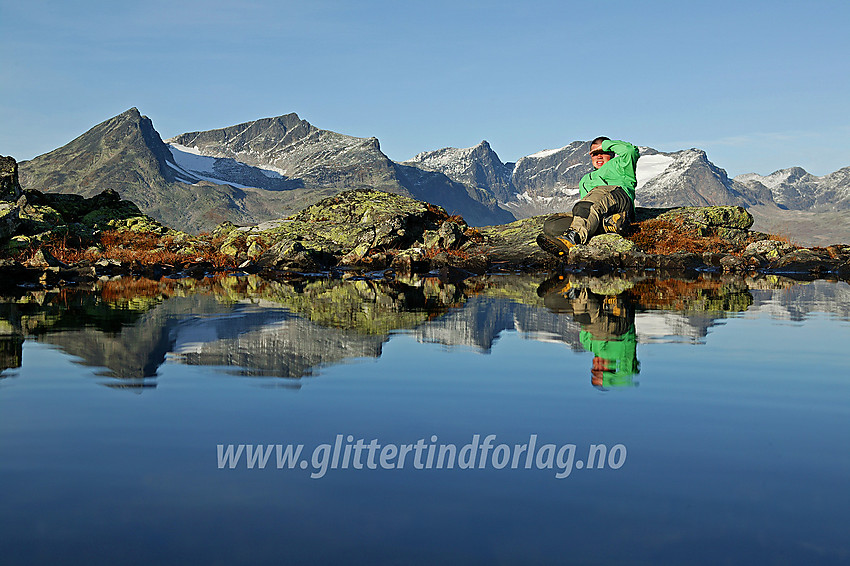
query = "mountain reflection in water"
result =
(1, 273, 849, 389)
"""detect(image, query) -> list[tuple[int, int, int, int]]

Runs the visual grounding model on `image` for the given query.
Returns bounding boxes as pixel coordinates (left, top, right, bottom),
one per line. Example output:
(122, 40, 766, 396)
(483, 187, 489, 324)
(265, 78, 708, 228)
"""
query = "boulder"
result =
(768, 249, 838, 274)
(659, 252, 705, 271)
(225, 189, 457, 269)
(25, 248, 68, 269)
(0, 156, 23, 202)
(423, 220, 466, 250)
(475, 216, 553, 269)
(745, 239, 793, 260)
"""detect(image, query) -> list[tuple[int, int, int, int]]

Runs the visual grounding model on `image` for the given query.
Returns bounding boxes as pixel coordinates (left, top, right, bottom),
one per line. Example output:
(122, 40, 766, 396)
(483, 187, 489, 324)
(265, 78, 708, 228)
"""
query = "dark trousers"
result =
(543, 185, 632, 244)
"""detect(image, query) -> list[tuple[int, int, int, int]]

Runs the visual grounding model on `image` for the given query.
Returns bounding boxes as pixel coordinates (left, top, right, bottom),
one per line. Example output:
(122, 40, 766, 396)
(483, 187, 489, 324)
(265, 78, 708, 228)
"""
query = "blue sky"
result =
(1, 0, 848, 177)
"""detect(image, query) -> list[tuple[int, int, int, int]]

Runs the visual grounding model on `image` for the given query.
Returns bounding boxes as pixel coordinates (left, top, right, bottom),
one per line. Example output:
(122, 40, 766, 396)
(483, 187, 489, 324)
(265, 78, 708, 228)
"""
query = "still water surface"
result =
(1, 273, 849, 565)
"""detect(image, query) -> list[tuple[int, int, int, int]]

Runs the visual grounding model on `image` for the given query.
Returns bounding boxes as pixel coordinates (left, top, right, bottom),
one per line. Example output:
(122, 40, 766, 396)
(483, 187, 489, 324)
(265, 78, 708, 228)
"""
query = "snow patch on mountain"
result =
(527, 146, 569, 159)
(169, 144, 217, 175)
(165, 159, 255, 189)
(636, 154, 674, 187)
(166, 143, 288, 189)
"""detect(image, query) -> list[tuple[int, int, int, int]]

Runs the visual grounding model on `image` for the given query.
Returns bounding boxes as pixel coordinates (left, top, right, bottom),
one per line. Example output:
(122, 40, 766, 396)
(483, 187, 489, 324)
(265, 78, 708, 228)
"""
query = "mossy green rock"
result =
(105, 215, 171, 235)
(4, 235, 30, 254)
(585, 233, 635, 254)
(18, 205, 63, 233)
(0, 203, 20, 241)
(656, 206, 754, 230)
(81, 203, 145, 229)
(745, 239, 793, 259)
(476, 216, 552, 268)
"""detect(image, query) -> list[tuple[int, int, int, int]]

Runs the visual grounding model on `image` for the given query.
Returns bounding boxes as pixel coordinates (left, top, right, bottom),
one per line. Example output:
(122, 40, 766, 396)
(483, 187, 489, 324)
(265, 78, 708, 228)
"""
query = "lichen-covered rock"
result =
(423, 221, 466, 250)
(585, 233, 635, 254)
(476, 216, 552, 269)
(25, 248, 67, 269)
(720, 255, 745, 272)
(225, 189, 458, 269)
(5, 235, 30, 254)
(655, 206, 754, 230)
(712, 227, 752, 244)
(0, 203, 20, 241)
(390, 248, 429, 274)
(291, 188, 448, 249)
(18, 204, 64, 233)
(104, 215, 172, 235)
(82, 204, 144, 228)
(745, 239, 793, 259)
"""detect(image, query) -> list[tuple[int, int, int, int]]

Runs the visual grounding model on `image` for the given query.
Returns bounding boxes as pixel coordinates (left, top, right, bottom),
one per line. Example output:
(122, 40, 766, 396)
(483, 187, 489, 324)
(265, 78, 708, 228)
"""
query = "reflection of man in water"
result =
(538, 276, 639, 388)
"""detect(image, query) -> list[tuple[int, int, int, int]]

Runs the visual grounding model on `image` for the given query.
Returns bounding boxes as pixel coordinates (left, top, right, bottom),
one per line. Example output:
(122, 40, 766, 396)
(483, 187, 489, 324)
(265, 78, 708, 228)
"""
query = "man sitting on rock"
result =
(537, 136, 639, 257)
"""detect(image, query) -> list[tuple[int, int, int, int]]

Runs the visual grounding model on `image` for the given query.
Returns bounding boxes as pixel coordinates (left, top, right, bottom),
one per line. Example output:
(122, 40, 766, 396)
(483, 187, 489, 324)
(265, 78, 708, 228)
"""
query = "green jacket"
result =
(580, 324, 640, 387)
(579, 139, 639, 202)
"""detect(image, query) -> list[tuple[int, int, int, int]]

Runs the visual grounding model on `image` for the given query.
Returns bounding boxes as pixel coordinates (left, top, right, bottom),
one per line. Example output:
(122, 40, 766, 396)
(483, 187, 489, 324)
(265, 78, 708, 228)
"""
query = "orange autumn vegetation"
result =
(97, 273, 266, 302)
(423, 247, 476, 260)
(627, 219, 743, 256)
(16, 230, 237, 268)
(627, 277, 734, 310)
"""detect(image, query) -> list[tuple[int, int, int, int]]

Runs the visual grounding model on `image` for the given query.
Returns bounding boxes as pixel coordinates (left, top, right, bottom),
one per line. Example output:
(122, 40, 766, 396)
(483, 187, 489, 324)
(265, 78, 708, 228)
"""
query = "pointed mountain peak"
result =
(121, 107, 141, 118)
(19, 107, 175, 196)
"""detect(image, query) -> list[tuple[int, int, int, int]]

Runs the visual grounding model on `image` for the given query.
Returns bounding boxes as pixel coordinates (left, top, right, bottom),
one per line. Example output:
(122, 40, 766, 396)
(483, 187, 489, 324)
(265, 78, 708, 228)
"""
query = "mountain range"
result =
(15, 108, 850, 242)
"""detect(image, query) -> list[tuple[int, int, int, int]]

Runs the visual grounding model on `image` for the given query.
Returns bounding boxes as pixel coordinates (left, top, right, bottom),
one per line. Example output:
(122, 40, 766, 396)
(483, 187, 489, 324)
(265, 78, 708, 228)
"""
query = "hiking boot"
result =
(537, 232, 579, 257)
(603, 212, 628, 234)
(536, 274, 568, 297)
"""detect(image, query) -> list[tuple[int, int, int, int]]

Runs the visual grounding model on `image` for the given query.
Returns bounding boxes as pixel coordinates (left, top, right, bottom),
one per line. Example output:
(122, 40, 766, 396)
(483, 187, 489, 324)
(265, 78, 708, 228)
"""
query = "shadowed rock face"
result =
(1, 156, 23, 202)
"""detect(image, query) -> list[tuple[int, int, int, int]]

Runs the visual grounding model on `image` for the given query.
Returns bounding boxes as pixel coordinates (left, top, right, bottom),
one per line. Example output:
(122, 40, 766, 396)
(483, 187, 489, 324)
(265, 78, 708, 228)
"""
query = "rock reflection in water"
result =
(1, 273, 849, 389)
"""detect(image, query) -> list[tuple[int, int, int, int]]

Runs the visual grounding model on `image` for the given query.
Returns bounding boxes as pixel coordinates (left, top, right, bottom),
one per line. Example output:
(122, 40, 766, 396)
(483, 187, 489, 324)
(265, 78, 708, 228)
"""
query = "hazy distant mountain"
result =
(735, 166, 850, 211)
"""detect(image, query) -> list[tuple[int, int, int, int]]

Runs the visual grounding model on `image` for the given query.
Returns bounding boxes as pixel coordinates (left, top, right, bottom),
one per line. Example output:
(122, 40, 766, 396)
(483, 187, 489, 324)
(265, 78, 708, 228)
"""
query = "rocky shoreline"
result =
(3, 156, 850, 288)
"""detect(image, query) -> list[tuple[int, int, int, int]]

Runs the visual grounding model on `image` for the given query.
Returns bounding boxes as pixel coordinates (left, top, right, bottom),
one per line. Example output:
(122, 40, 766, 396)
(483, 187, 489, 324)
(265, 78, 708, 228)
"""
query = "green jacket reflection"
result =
(580, 325, 640, 387)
